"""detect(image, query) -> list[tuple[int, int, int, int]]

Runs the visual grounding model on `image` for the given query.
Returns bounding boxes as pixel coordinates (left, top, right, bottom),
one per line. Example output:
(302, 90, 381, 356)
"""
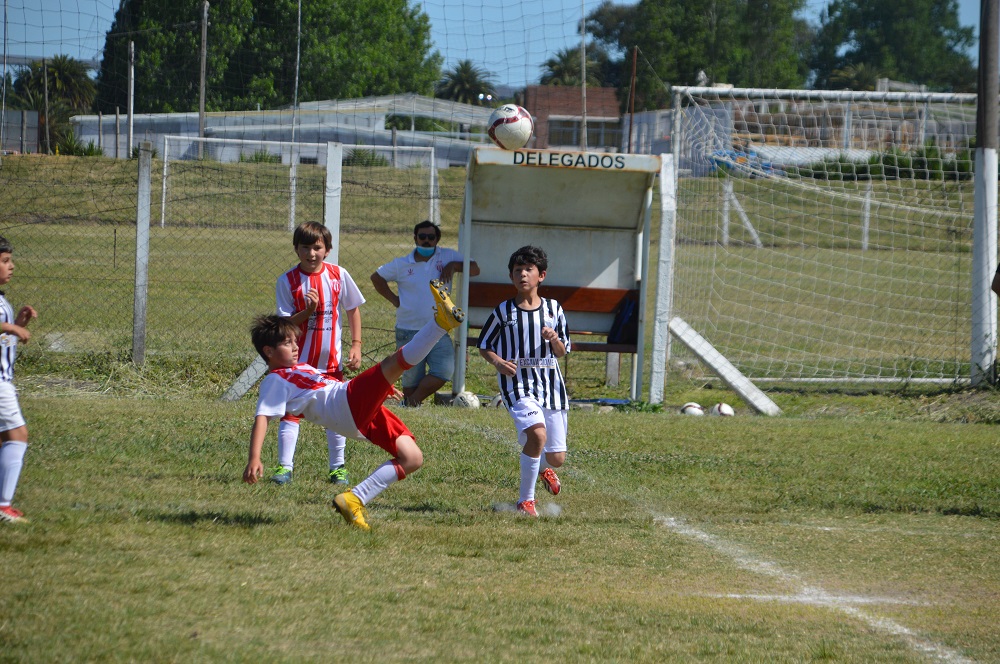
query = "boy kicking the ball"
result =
(243, 281, 464, 531)
(478, 246, 571, 517)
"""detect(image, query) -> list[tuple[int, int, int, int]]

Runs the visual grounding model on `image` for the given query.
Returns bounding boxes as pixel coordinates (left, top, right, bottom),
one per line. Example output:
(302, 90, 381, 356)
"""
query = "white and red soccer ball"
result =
(709, 402, 735, 416)
(487, 104, 533, 150)
(679, 402, 705, 416)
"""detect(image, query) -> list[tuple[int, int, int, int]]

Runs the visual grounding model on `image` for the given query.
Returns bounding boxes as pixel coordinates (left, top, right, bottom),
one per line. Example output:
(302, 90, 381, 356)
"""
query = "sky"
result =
(2, 0, 988, 88)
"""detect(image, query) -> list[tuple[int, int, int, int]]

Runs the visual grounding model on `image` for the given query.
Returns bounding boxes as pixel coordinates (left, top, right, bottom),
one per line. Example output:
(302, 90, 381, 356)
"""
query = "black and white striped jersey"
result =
(0, 294, 17, 382)
(478, 297, 571, 410)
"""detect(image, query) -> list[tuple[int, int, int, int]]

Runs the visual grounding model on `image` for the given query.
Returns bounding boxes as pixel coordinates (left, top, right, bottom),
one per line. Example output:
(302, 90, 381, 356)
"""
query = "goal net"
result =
(665, 87, 977, 384)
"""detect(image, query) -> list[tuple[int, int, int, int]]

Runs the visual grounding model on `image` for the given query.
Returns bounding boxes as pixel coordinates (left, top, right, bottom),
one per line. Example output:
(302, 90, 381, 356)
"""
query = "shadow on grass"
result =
(142, 509, 281, 528)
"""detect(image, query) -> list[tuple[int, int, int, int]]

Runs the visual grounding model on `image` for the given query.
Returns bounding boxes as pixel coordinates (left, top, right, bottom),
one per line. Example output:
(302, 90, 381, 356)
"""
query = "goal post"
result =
(662, 86, 988, 386)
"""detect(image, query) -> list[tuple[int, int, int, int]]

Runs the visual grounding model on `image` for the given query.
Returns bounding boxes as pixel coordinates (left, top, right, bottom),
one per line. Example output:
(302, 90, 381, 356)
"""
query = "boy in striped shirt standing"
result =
(271, 222, 365, 486)
(0, 237, 37, 523)
(478, 246, 571, 517)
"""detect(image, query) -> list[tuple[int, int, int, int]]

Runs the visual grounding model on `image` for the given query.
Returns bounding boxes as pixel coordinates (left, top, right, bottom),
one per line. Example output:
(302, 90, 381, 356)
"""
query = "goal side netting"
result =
(667, 87, 978, 384)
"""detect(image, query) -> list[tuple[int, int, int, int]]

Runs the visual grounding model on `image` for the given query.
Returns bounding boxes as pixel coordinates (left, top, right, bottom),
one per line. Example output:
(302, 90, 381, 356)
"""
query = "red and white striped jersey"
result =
(256, 363, 360, 438)
(276, 262, 365, 374)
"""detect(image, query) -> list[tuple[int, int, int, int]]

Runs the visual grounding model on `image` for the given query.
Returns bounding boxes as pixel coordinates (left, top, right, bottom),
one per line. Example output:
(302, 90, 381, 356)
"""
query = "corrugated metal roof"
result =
(296, 93, 494, 127)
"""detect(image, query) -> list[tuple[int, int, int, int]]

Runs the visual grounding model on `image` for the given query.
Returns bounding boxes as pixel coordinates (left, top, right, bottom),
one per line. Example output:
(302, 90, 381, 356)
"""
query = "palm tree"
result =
(12, 55, 95, 155)
(829, 63, 882, 92)
(435, 60, 496, 105)
(14, 54, 96, 112)
(539, 47, 603, 87)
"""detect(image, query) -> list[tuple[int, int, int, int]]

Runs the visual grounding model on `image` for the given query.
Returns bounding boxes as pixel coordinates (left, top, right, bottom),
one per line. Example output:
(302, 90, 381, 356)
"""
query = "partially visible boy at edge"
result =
(0, 237, 38, 524)
(272, 221, 365, 486)
(478, 245, 571, 517)
(243, 280, 464, 531)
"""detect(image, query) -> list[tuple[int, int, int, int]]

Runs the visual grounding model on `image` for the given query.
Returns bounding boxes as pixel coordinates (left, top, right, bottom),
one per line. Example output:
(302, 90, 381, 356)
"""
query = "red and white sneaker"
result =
(0, 505, 26, 523)
(539, 468, 561, 496)
(516, 500, 538, 517)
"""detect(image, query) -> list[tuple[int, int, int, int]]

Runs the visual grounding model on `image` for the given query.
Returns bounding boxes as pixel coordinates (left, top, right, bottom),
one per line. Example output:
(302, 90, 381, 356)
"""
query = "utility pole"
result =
(43, 58, 50, 154)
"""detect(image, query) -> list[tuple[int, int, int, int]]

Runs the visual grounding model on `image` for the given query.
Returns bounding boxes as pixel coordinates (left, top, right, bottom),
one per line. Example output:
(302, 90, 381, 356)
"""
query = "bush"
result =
(343, 148, 390, 167)
(239, 149, 281, 164)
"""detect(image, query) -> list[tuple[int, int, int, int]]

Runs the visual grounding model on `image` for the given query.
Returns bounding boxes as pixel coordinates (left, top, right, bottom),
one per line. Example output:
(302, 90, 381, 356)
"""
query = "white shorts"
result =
(0, 382, 25, 432)
(509, 397, 568, 454)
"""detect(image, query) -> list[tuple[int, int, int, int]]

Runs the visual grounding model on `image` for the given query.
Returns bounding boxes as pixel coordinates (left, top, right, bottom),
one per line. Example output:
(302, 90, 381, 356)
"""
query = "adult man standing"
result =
(371, 220, 480, 406)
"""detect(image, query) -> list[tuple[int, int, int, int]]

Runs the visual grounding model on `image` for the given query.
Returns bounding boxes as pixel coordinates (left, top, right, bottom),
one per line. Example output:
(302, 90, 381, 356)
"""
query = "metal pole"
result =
(127, 42, 134, 157)
(974, 0, 999, 385)
(579, 0, 587, 150)
(198, 0, 208, 159)
(133, 142, 153, 364)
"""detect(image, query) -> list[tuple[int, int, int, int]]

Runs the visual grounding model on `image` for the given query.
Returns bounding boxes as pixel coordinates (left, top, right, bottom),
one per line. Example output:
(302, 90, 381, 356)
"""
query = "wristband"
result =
(351, 340, 362, 345)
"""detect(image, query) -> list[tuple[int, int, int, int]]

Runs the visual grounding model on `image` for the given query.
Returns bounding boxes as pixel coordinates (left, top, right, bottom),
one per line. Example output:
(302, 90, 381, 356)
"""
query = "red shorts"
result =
(345, 364, 413, 455)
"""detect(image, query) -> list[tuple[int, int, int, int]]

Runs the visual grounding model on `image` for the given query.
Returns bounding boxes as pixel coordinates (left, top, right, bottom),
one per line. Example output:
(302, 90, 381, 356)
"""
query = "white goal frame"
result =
(658, 86, 995, 387)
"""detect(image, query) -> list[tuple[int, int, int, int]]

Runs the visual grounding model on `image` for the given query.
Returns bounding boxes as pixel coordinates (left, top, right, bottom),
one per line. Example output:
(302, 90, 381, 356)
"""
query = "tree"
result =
(12, 55, 96, 154)
(539, 47, 605, 87)
(828, 63, 882, 91)
(810, 0, 975, 92)
(95, 0, 442, 114)
(586, 0, 810, 111)
(435, 60, 495, 105)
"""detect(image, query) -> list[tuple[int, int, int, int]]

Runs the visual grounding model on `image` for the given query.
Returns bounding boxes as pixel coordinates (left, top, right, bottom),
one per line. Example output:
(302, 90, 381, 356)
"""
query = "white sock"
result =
(0, 441, 28, 505)
(400, 322, 446, 367)
(327, 430, 346, 469)
(519, 452, 540, 504)
(351, 460, 404, 505)
(276, 420, 299, 470)
(539, 457, 553, 472)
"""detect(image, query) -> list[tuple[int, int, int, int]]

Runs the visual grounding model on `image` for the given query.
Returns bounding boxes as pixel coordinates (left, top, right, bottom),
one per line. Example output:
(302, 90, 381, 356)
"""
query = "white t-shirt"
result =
(376, 247, 464, 330)
(256, 364, 363, 439)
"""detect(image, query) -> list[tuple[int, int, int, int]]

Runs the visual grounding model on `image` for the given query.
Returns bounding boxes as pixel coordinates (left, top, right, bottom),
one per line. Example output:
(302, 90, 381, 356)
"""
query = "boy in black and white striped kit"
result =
(0, 237, 37, 523)
(478, 246, 571, 517)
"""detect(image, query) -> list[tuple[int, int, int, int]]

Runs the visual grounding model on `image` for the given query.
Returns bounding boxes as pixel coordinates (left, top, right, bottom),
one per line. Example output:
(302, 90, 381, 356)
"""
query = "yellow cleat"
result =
(333, 491, 370, 531)
(430, 279, 465, 331)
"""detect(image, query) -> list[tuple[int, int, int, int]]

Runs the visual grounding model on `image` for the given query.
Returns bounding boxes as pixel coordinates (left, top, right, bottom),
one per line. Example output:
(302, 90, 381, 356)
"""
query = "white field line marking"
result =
(439, 415, 974, 664)
(656, 512, 973, 664)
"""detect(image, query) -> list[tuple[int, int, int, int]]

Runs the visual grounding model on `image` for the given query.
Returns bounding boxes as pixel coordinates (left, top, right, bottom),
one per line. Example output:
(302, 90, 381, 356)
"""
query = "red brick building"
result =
(522, 85, 622, 150)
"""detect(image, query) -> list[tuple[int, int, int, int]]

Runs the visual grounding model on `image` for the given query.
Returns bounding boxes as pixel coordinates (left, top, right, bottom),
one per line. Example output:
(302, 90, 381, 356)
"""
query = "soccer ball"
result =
(487, 104, 533, 150)
(452, 391, 481, 409)
(680, 402, 705, 416)
(709, 402, 735, 416)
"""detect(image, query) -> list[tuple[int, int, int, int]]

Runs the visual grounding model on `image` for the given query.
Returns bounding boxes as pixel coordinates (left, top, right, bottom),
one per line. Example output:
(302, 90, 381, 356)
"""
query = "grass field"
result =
(1, 390, 998, 662)
(1, 155, 999, 661)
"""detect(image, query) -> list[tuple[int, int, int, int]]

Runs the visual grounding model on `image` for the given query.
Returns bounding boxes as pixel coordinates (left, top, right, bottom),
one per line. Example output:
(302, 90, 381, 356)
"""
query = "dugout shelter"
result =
(453, 146, 671, 400)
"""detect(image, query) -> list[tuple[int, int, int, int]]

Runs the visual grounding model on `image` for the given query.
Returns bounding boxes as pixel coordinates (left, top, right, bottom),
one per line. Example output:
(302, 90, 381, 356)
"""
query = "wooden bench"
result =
(464, 282, 639, 354)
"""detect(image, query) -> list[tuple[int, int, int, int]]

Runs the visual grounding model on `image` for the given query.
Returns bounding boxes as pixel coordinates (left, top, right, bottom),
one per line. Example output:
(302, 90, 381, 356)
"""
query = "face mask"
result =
(415, 246, 436, 258)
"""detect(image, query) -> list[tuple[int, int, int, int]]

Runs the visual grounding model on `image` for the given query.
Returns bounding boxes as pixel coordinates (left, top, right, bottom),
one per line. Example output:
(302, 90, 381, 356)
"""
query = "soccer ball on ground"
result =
(487, 104, 533, 150)
(452, 391, 481, 409)
(680, 402, 705, 416)
(709, 402, 735, 416)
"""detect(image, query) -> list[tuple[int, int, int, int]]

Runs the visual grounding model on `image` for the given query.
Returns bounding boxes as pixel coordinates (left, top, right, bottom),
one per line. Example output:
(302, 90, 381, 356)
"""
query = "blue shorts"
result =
(395, 327, 455, 389)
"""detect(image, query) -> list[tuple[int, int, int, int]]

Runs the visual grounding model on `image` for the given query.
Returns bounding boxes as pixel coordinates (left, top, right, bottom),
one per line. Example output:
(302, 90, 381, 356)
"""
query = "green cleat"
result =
(269, 467, 292, 485)
(328, 466, 349, 485)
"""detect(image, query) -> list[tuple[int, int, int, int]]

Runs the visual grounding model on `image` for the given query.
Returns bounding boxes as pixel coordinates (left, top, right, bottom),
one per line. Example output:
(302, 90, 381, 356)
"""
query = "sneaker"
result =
(269, 467, 293, 485)
(516, 500, 538, 517)
(539, 468, 561, 496)
(328, 466, 349, 485)
(430, 279, 465, 331)
(0, 505, 26, 523)
(333, 491, 370, 531)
